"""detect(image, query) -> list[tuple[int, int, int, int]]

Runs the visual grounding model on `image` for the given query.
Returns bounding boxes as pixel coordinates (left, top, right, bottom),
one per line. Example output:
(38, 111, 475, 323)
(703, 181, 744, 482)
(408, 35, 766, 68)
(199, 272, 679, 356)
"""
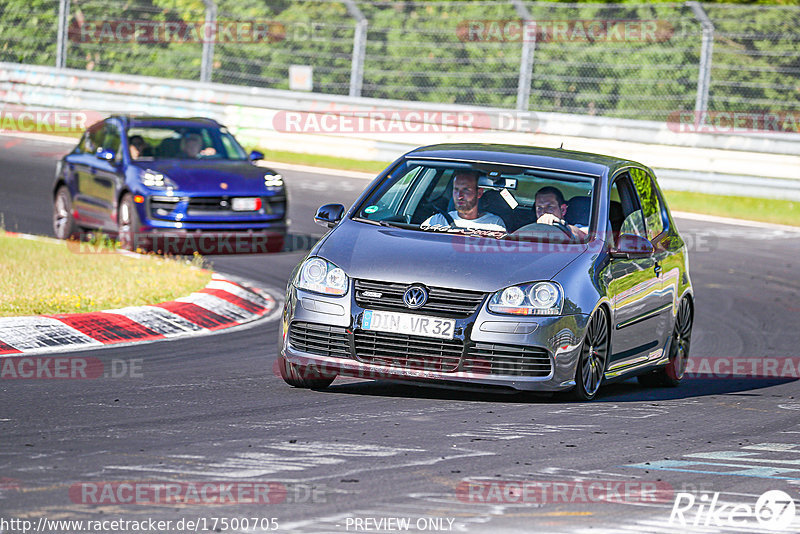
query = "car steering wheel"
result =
(552, 219, 576, 241)
(511, 221, 576, 242)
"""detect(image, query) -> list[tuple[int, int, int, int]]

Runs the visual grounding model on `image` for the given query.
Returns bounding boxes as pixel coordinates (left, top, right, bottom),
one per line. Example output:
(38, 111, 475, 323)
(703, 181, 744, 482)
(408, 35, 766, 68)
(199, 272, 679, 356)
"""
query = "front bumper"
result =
(278, 285, 590, 392)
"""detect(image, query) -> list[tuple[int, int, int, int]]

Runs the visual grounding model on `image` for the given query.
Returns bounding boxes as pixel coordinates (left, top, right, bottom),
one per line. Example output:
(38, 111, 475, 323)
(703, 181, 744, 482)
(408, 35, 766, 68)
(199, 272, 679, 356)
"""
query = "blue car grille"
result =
(186, 196, 285, 216)
(462, 343, 552, 377)
(149, 196, 285, 219)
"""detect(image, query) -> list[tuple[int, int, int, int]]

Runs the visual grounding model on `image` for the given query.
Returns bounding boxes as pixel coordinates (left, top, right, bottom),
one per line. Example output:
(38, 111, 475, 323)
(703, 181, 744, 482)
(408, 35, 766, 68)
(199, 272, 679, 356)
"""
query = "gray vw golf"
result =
(278, 144, 693, 400)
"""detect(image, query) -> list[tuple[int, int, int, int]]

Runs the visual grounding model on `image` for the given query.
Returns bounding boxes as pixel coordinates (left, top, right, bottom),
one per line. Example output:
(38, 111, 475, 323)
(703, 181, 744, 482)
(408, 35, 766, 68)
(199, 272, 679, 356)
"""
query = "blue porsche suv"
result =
(52, 116, 287, 253)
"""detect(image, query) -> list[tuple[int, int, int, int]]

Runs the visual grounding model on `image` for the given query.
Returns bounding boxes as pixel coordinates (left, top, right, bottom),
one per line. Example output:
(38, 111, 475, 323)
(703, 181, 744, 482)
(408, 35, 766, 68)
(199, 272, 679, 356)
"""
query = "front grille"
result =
(186, 196, 284, 217)
(188, 197, 234, 214)
(463, 343, 552, 377)
(354, 330, 463, 372)
(289, 322, 350, 358)
(354, 279, 485, 318)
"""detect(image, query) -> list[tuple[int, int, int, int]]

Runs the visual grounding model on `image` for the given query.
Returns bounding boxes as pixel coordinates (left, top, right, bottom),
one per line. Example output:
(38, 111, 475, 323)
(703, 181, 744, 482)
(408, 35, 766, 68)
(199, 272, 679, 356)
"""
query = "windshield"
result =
(126, 125, 248, 161)
(354, 159, 596, 242)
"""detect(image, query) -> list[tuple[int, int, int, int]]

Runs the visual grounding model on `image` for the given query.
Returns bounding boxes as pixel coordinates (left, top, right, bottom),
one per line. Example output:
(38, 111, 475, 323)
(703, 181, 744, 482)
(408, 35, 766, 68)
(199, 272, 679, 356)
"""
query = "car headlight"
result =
(264, 173, 283, 187)
(141, 170, 177, 190)
(488, 281, 563, 316)
(295, 257, 348, 296)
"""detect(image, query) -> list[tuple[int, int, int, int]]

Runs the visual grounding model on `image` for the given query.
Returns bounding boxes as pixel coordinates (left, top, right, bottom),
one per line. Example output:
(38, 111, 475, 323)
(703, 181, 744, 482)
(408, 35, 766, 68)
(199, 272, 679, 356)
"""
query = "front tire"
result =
(638, 297, 693, 388)
(53, 186, 78, 240)
(117, 193, 142, 251)
(571, 307, 610, 401)
(278, 353, 336, 389)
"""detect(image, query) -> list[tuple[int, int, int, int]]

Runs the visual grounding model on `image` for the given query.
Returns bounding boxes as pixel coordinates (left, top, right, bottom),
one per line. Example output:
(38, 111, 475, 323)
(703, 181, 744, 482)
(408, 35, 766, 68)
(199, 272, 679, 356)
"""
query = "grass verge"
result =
(255, 148, 390, 174)
(663, 190, 799, 227)
(253, 147, 800, 227)
(0, 234, 212, 317)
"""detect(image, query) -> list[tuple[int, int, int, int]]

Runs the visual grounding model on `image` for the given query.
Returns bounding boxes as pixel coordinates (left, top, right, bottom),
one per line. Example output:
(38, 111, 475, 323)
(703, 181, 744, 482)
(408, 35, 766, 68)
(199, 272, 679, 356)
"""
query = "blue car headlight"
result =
(295, 257, 348, 296)
(488, 281, 563, 316)
(264, 173, 283, 188)
(141, 170, 177, 190)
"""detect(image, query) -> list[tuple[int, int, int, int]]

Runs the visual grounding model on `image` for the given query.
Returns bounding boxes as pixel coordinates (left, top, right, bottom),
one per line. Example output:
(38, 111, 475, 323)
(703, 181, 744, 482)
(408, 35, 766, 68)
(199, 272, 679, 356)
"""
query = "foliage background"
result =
(1, 0, 798, 120)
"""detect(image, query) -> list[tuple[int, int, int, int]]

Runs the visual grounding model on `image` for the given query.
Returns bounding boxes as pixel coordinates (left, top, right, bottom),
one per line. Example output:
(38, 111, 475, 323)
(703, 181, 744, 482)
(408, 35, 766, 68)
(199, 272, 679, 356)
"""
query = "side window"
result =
(360, 165, 421, 221)
(429, 168, 455, 200)
(86, 125, 105, 155)
(219, 134, 238, 159)
(73, 134, 87, 154)
(200, 128, 214, 151)
(630, 168, 665, 241)
(103, 123, 122, 161)
(382, 166, 420, 212)
(609, 174, 646, 242)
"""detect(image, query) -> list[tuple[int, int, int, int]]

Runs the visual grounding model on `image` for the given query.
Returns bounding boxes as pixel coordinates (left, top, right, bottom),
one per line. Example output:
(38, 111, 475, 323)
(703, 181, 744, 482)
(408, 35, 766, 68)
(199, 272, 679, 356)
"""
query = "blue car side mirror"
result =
(249, 150, 264, 161)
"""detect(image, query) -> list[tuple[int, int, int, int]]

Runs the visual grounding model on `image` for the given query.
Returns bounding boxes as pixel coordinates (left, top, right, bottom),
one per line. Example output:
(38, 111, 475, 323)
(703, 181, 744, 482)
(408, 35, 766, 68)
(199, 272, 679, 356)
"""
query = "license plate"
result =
(232, 197, 259, 211)
(362, 309, 455, 340)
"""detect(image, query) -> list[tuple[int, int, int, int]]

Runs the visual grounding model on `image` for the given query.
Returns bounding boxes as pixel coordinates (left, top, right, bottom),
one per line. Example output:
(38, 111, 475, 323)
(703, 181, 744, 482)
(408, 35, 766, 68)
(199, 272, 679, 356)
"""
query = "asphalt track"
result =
(1, 134, 800, 534)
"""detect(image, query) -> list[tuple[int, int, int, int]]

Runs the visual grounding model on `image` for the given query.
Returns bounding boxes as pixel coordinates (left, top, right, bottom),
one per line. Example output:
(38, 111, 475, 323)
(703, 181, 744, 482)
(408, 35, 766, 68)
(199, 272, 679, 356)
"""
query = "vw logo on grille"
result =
(403, 285, 428, 309)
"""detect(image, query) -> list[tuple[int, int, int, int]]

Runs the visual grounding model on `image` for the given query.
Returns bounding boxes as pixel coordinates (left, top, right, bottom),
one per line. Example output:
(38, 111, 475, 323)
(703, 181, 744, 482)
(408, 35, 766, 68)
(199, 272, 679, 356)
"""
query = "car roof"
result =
(404, 143, 645, 177)
(116, 116, 221, 128)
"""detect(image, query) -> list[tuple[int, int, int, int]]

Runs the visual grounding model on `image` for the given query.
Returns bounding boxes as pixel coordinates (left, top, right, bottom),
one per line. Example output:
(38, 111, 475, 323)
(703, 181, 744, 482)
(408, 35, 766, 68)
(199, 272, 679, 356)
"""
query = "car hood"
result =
(131, 160, 275, 195)
(315, 220, 588, 293)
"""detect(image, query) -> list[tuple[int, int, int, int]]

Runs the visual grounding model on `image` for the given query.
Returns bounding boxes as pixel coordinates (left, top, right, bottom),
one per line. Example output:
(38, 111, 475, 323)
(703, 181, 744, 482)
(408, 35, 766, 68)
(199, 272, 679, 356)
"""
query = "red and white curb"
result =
(0, 273, 280, 356)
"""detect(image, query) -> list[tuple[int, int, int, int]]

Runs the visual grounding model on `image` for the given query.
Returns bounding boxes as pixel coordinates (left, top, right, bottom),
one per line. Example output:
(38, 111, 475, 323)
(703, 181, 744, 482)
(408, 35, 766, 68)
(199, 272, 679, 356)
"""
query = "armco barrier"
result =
(1, 62, 799, 200)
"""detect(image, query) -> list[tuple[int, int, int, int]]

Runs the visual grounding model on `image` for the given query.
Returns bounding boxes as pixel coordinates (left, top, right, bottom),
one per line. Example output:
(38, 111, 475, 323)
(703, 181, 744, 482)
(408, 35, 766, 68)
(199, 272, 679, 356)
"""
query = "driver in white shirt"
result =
(422, 171, 507, 232)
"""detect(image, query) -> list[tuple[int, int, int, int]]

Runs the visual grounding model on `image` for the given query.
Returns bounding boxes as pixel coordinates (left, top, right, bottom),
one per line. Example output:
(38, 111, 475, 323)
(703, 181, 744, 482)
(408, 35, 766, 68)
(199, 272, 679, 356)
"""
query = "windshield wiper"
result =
(353, 217, 412, 229)
(378, 220, 404, 228)
(352, 217, 381, 226)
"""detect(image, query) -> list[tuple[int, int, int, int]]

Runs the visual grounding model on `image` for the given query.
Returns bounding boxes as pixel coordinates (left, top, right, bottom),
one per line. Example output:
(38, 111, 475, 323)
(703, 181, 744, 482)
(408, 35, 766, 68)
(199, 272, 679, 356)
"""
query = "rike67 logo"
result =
(670, 490, 796, 531)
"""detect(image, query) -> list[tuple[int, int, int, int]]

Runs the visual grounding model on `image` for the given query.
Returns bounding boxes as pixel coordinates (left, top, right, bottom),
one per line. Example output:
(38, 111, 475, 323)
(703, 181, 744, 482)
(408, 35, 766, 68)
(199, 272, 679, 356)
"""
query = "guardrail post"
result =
(343, 0, 367, 98)
(201, 0, 217, 83)
(512, 0, 535, 111)
(687, 1, 714, 117)
(56, 0, 70, 68)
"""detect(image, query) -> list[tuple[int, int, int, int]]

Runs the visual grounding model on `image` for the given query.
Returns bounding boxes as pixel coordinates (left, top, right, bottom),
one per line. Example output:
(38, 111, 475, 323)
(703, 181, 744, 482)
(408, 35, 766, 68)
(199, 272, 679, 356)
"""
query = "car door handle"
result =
(654, 262, 662, 276)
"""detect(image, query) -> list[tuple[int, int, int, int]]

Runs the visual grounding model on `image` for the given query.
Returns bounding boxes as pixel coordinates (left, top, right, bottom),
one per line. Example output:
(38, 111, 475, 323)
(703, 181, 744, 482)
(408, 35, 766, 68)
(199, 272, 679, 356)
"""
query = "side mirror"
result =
(249, 150, 264, 161)
(610, 233, 654, 259)
(96, 148, 115, 161)
(314, 203, 345, 228)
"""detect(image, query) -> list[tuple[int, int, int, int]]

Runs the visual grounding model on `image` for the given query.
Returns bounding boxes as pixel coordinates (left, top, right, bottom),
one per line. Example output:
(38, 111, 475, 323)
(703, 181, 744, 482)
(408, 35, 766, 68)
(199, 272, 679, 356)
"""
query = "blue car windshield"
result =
(355, 160, 596, 242)
(126, 125, 248, 161)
